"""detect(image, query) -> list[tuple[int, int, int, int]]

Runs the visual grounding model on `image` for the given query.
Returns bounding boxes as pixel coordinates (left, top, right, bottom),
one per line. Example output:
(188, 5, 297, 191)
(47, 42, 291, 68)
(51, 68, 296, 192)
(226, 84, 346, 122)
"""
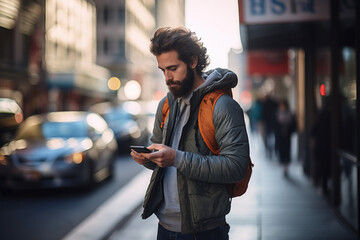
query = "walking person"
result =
(274, 99, 296, 177)
(262, 94, 278, 159)
(130, 27, 251, 240)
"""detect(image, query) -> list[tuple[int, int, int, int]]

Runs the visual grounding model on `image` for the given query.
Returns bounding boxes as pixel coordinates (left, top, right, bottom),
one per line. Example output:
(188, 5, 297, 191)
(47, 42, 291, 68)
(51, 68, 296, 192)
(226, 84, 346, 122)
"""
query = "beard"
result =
(167, 66, 195, 98)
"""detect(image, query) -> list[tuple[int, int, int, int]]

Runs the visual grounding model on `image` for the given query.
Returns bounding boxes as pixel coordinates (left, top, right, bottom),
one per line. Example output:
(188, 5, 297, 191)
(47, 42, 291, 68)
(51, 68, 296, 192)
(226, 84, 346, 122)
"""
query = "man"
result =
(130, 27, 250, 240)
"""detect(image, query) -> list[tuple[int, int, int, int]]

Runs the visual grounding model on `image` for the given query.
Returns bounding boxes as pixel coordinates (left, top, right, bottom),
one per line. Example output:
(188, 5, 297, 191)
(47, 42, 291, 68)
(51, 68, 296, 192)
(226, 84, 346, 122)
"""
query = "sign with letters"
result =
(239, 0, 355, 25)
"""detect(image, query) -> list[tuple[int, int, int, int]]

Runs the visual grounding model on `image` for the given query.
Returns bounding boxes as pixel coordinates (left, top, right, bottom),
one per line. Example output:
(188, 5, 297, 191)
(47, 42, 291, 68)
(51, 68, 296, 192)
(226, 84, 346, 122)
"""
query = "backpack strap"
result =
(161, 97, 169, 129)
(198, 89, 231, 155)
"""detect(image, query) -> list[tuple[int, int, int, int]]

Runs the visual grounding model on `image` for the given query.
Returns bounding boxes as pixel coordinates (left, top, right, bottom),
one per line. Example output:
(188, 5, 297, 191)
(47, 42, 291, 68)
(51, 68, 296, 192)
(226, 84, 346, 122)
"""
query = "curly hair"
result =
(150, 27, 210, 75)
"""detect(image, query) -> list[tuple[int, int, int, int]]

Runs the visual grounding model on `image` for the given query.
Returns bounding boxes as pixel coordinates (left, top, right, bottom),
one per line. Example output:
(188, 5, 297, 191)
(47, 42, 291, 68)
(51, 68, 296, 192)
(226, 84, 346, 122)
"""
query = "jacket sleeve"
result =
(175, 95, 250, 184)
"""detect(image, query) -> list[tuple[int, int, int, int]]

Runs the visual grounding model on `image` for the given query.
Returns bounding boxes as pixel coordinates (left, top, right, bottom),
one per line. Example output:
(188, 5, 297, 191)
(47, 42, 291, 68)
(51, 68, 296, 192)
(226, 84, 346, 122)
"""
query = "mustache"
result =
(166, 80, 181, 86)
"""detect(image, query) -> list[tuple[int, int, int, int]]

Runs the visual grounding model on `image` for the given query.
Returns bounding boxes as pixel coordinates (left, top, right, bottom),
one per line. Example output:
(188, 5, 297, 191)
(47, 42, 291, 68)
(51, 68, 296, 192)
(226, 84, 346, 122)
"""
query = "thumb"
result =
(148, 143, 164, 151)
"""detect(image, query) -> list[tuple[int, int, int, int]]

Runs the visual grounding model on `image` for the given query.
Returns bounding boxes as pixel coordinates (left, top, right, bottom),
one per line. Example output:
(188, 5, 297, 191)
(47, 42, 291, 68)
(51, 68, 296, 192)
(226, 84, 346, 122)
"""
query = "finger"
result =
(131, 149, 140, 156)
(148, 143, 164, 151)
(130, 150, 137, 158)
(149, 155, 168, 168)
(146, 150, 162, 162)
(132, 150, 148, 160)
(130, 150, 141, 160)
(131, 150, 148, 164)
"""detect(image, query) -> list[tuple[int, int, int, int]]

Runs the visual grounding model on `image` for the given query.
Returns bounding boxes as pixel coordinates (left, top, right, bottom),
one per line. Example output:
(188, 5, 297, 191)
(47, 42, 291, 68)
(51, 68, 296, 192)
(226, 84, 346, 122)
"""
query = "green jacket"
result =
(141, 68, 250, 233)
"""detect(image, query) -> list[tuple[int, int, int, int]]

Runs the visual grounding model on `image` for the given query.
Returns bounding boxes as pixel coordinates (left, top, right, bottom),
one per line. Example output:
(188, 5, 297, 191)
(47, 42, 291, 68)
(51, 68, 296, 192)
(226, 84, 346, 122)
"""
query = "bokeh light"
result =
(108, 77, 121, 91)
(124, 80, 141, 100)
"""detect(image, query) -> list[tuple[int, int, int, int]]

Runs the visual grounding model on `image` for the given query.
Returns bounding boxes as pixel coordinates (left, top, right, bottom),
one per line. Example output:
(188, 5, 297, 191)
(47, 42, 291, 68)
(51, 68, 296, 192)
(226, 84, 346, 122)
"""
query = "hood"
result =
(2, 138, 92, 165)
(200, 68, 238, 95)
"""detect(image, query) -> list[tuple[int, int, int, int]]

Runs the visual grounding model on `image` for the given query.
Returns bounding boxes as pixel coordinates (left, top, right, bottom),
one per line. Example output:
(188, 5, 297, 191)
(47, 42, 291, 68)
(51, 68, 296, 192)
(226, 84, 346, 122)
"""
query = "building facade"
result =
(94, 0, 156, 101)
(94, 0, 185, 102)
(237, 0, 359, 234)
(0, 0, 45, 117)
(45, 0, 111, 111)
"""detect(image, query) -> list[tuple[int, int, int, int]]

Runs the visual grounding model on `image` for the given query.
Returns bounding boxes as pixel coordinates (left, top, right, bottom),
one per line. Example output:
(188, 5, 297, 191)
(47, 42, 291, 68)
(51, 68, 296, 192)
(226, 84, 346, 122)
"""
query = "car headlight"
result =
(65, 152, 85, 164)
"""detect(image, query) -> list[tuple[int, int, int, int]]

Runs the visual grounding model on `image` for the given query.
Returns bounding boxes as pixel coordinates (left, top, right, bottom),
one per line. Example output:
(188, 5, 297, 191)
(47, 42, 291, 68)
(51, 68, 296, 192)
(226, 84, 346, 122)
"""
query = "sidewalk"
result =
(107, 134, 357, 240)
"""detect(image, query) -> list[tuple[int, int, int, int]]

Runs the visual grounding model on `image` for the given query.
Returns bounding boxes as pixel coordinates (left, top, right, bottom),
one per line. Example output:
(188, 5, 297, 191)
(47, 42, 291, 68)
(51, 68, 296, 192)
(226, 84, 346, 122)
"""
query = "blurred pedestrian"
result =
(311, 96, 331, 195)
(274, 99, 296, 176)
(248, 95, 264, 136)
(262, 94, 278, 159)
(130, 26, 250, 240)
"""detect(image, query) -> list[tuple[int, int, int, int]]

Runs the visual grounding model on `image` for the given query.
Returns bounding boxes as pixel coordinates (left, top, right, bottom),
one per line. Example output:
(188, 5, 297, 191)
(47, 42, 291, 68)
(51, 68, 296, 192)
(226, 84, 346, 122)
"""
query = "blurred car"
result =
(89, 102, 143, 152)
(0, 111, 118, 190)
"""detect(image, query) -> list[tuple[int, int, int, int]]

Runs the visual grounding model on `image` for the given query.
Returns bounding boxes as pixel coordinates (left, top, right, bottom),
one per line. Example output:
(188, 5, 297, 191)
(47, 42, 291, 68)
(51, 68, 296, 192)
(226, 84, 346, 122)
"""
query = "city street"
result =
(0, 1, 358, 238)
(0, 155, 143, 240)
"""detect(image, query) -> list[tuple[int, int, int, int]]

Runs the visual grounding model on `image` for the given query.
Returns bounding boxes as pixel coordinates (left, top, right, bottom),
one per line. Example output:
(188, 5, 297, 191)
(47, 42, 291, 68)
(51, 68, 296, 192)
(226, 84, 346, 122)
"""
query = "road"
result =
(0, 155, 143, 240)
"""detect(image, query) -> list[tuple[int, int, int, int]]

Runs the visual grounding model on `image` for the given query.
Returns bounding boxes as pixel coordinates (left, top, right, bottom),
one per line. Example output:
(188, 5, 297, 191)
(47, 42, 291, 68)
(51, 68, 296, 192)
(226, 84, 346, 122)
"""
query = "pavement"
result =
(62, 134, 358, 240)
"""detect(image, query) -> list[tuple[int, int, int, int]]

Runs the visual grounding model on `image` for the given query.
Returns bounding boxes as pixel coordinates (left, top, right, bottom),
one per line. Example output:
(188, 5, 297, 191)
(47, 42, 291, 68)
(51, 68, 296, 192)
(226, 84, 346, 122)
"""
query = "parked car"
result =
(89, 102, 143, 153)
(0, 111, 118, 190)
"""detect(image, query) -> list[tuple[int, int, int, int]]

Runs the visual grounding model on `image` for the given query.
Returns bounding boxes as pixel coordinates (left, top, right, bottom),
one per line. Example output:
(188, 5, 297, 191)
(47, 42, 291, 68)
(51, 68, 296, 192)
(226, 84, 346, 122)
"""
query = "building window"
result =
(103, 38, 108, 55)
(103, 5, 109, 24)
(118, 6, 125, 23)
(119, 39, 125, 58)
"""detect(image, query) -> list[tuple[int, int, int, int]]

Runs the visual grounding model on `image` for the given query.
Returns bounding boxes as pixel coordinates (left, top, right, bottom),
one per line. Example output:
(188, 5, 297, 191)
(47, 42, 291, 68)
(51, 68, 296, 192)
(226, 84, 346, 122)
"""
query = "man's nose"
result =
(164, 71, 173, 81)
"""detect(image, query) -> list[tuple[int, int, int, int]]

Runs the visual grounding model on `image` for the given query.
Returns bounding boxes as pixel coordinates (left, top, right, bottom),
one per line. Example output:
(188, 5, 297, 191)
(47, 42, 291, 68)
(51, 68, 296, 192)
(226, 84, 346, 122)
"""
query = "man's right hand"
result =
(130, 149, 151, 165)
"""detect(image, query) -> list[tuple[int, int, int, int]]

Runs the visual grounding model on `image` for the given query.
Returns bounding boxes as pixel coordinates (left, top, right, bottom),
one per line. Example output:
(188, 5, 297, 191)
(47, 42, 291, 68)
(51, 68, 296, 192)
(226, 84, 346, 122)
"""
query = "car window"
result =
(42, 121, 88, 139)
(104, 109, 131, 121)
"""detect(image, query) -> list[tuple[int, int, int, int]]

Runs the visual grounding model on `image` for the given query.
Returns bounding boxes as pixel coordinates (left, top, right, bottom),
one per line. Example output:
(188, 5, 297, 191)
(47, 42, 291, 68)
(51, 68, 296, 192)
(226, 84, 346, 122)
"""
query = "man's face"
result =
(156, 50, 195, 98)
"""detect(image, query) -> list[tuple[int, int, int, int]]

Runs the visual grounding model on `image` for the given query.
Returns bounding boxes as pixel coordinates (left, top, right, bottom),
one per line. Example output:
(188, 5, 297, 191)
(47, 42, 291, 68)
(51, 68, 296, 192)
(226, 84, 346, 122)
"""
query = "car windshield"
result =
(15, 120, 88, 140)
(104, 109, 131, 121)
(42, 121, 88, 139)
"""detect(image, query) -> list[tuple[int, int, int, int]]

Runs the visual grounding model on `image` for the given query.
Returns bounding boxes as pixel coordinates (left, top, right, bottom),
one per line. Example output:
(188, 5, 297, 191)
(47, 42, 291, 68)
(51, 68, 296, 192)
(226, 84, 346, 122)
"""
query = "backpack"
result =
(161, 89, 254, 198)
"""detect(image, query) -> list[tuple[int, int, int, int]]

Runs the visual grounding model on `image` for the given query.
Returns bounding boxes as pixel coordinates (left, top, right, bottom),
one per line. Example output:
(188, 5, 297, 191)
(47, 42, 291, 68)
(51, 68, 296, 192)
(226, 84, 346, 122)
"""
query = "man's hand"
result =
(130, 149, 151, 165)
(146, 144, 176, 168)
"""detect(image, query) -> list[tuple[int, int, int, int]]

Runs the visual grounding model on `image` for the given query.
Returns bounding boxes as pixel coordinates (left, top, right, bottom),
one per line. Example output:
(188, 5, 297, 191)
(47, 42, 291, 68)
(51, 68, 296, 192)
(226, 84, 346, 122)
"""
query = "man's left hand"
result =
(145, 144, 176, 168)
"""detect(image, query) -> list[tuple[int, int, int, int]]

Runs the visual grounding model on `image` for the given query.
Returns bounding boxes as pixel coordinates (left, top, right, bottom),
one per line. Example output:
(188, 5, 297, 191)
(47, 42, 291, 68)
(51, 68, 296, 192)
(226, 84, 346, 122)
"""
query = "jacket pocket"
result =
(188, 181, 230, 224)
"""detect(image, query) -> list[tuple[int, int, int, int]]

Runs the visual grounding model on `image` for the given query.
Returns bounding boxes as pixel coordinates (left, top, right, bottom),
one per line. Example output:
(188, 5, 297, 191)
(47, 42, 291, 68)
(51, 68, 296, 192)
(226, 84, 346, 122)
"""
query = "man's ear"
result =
(190, 56, 198, 70)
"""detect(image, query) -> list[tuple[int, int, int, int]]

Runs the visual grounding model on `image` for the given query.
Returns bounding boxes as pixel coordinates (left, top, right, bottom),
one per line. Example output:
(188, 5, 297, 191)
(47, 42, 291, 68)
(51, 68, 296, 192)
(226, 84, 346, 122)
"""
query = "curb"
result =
(62, 169, 152, 240)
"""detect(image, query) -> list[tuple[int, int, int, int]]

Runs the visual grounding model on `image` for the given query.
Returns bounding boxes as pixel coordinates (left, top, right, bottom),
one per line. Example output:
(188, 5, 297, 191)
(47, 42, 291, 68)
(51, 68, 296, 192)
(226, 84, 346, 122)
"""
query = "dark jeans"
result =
(157, 223, 230, 240)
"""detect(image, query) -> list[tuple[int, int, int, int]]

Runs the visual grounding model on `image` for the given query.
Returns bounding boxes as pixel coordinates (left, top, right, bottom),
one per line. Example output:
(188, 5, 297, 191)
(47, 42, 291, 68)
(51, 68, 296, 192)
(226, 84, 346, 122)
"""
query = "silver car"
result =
(0, 111, 118, 190)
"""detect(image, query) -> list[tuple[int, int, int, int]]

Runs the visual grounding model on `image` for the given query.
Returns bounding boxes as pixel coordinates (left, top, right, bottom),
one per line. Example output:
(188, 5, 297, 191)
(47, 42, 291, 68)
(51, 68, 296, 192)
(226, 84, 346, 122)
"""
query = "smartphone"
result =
(130, 145, 154, 153)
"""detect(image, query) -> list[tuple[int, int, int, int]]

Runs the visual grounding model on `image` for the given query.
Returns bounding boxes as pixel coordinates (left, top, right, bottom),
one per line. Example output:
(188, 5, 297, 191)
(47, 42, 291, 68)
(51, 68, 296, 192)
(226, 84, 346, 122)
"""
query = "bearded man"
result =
(131, 26, 250, 240)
